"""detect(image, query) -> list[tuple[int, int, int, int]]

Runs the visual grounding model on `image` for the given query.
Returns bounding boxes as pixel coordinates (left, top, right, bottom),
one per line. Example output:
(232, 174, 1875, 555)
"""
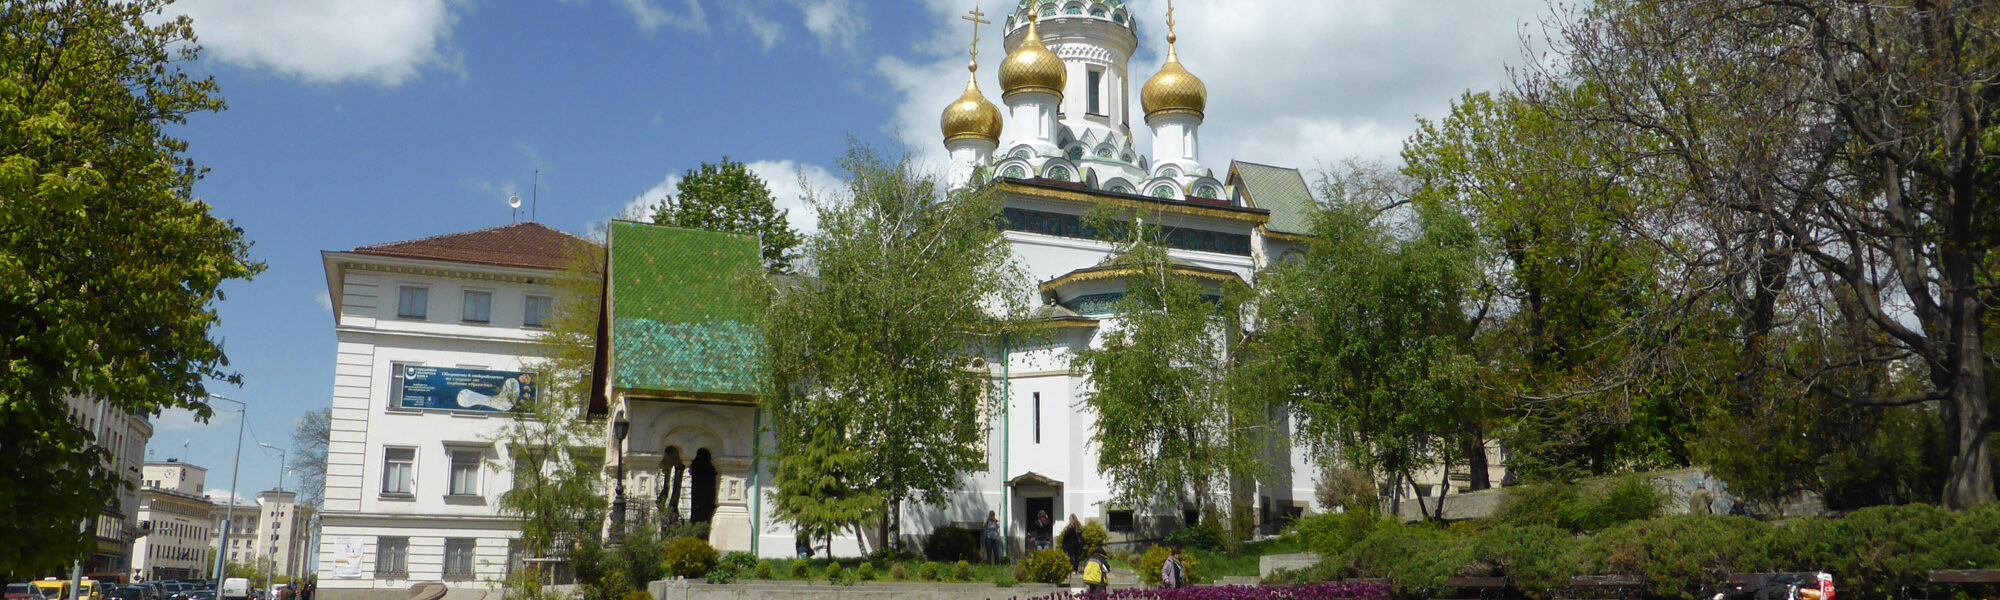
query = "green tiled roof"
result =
(1230, 161, 1316, 237)
(608, 221, 766, 398)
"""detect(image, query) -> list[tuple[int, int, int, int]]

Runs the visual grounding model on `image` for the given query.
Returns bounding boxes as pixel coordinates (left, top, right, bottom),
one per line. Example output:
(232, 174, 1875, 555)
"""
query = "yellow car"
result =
(31, 579, 102, 600)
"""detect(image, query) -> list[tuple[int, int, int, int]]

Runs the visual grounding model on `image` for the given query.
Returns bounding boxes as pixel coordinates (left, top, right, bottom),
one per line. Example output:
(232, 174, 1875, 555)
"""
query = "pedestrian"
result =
(796, 533, 814, 559)
(983, 510, 1003, 564)
(1034, 510, 1052, 550)
(1082, 547, 1110, 595)
(1060, 514, 1084, 572)
(1689, 481, 1715, 515)
(1160, 546, 1188, 589)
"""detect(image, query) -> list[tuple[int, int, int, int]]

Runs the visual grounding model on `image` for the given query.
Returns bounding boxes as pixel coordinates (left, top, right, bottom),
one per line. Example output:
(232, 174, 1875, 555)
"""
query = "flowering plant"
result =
(1021, 582, 1393, 600)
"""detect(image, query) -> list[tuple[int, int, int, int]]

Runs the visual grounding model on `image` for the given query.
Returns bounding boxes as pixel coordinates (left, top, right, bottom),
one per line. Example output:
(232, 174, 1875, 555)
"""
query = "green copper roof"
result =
(1230, 162, 1316, 237)
(608, 221, 766, 399)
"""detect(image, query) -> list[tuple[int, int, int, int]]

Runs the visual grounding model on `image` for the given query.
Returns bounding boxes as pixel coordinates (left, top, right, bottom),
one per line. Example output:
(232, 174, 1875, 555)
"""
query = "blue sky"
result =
(153, 0, 1549, 503)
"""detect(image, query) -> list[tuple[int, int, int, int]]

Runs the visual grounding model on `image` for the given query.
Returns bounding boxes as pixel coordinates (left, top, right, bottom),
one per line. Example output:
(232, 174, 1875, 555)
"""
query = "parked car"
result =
(106, 586, 158, 600)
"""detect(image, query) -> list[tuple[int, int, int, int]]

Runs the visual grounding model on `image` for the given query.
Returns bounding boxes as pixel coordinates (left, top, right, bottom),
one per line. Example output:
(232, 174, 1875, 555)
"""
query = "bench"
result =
(1913, 570, 2000, 600)
(1565, 575, 1644, 600)
(1437, 576, 1508, 600)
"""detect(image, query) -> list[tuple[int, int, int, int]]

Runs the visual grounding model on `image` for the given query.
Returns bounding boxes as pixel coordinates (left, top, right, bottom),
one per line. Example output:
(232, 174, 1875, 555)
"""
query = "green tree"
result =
(762, 144, 1030, 551)
(1401, 91, 1687, 481)
(1071, 211, 1266, 521)
(650, 157, 803, 274)
(1248, 172, 1484, 519)
(498, 241, 605, 599)
(0, 0, 261, 579)
(1530, 0, 1998, 507)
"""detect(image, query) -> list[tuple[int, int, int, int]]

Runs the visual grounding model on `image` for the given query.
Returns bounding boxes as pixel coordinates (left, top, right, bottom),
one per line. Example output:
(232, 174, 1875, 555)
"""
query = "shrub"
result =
(1495, 476, 1664, 534)
(855, 562, 876, 581)
(660, 537, 719, 579)
(701, 567, 737, 584)
(994, 575, 1017, 587)
(1774, 504, 1955, 600)
(618, 591, 652, 600)
(822, 562, 844, 583)
(1012, 559, 1030, 583)
(1341, 522, 1468, 595)
(889, 562, 907, 580)
(1081, 520, 1109, 551)
(718, 552, 757, 573)
(660, 521, 710, 541)
(1023, 549, 1072, 585)
(753, 560, 773, 579)
(1572, 514, 1774, 600)
(925, 526, 984, 563)
(1459, 525, 1578, 599)
(1164, 510, 1228, 550)
(787, 560, 810, 579)
(1293, 510, 1391, 557)
(1135, 546, 1203, 587)
(951, 560, 973, 582)
(919, 561, 940, 581)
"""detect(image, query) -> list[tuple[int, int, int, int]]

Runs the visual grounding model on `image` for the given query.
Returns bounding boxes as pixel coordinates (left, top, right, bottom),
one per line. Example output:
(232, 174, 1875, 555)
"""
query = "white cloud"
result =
(743, 160, 841, 236)
(733, 4, 786, 50)
(879, 0, 1551, 173)
(615, 0, 710, 34)
(793, 0, 865, 52)
(152, 407, 215, 433)
(315, 290, 333, 314)
(169, 0, 465, 86)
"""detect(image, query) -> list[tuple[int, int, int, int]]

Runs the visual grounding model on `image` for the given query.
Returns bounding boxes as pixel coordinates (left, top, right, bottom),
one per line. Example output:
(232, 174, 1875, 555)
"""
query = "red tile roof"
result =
(349, 222, 593, 271)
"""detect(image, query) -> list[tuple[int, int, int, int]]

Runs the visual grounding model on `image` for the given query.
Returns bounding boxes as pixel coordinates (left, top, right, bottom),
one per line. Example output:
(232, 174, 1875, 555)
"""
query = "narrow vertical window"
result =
(1033, 392, 1042, 444)
(1087, 68, 1103, 115)
(524, 295, 553, 328)
(382, 447, 415, 495)
(397, 286, 428, 319)
(462, 290, 491, 323)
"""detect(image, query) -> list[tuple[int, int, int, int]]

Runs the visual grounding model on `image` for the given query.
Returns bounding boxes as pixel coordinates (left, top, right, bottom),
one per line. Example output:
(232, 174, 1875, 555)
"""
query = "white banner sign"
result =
(332, 536, 364, 579)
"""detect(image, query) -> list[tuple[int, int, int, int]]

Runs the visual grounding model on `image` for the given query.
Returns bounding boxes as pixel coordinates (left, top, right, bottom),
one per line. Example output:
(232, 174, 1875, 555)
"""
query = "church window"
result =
(1048, 166, 1070, 181)
(1003, 165, 1027, 180)
(1087, 68, 1103, 115)
(1109, 184, 1128, 194)
(1160, 167, 1178, 178)
(1091, 7, 1107, 17)
(1032, 392, 1042, 444)
(1095, 146, 1113, 158)
(1012, 149, 1031, 159)
(1152, 185, 1175, 198)
(1065, 3, 1082, 15)
(1197, 185, 1219, 198)
(1066, 146, 1083, 160)
(1040, 6, 1055, 17)
(1122, 152, 1135, 163)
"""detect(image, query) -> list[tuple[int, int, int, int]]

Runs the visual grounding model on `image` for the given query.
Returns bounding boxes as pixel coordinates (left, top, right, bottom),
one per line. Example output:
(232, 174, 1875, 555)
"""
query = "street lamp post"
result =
(257, 444, 286, 597)
(208, 395, 247, 592)
(609, 415, 630, 545)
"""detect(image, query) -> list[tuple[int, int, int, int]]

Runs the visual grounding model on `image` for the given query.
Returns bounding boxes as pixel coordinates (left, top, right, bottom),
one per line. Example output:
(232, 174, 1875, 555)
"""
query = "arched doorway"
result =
(657, 447, 685, 524)
(690, 448, 718, 523)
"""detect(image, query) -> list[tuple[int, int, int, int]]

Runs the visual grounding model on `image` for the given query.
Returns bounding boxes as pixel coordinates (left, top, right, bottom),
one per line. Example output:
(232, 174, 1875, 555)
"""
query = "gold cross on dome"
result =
(963, 6, 990, 63)
(1165, 0, 1178, 43)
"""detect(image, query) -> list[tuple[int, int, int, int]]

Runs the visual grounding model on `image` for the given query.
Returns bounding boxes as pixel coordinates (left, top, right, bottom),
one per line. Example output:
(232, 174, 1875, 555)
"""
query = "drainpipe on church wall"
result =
(750, 406, 762, 556)
(1000, 333, 1012, 560)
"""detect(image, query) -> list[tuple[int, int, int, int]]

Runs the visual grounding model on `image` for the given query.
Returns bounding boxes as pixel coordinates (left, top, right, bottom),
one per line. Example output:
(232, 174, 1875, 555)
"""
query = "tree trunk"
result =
(1941, 286, 1993, 509)
(1462, 427, 1491, 491)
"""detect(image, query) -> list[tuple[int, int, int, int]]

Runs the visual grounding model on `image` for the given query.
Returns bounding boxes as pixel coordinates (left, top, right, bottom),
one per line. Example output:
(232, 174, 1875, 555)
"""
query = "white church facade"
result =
(594, 0, 1333, 560)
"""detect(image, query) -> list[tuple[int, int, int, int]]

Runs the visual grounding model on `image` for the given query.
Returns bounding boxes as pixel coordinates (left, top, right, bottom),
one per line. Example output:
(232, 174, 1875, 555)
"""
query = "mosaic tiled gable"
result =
(608, 220, 766, 399)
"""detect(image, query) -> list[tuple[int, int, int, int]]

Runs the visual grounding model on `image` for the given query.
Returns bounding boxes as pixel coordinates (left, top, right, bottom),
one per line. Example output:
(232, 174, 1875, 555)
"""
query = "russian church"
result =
(593, 0, 1366, 559)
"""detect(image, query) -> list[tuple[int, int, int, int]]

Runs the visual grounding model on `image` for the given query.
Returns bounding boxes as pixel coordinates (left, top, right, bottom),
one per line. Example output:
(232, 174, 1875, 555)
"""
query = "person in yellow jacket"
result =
(1082, 547, 1110, 595)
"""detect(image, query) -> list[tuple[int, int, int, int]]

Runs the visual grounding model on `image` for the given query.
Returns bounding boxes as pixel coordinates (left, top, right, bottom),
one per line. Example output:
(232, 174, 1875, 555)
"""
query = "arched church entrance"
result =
(690, 448, 718, 523)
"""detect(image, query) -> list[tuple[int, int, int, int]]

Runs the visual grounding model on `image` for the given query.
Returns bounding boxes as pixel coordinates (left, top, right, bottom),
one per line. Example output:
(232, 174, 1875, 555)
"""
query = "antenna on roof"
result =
(508, 195, 522, 223)
(531, 169, 541, 222)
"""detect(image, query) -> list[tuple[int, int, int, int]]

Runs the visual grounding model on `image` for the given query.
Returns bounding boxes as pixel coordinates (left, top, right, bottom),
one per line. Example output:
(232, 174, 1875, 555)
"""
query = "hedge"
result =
(1281, 502, 2000, 600)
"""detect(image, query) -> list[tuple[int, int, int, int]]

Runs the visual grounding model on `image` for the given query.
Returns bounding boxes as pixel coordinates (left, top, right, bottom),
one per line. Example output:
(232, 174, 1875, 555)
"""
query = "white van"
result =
(218, 580, 248, 600)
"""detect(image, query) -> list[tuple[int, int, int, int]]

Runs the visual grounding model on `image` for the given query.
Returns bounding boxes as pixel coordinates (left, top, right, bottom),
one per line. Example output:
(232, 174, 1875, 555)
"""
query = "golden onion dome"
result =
(999, 13, 1065, 99)
(941, 64, 1003, 144)
(1142, 35, 1206, 120)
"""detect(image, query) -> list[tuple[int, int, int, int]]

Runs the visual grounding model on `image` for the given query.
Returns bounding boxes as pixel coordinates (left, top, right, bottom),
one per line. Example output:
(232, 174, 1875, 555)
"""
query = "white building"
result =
(312, 223, 588, 596)
(248, 490, 312, 581)
(64, 395, 152, 576)
(213, 498, 259, 566)
(134, 460, 215, 580)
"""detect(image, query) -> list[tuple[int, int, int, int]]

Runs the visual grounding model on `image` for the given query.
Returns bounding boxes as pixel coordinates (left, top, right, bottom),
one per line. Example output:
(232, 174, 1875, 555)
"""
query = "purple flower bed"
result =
(1018, 582, 1393, 600)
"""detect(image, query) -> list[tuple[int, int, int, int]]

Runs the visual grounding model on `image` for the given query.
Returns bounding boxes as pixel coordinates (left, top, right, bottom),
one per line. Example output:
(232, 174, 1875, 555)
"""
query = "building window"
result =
(375, 537, 408, 577)
(397, 286, 428, 319)
(383, 447, 415, 495)
(1107, 510, 1134, 533)
(1032, 392, 1041, 444)
(1087, 68, 1102, 115)
(449, 449, 481, 496)
(444, 538, 476, 580)
(462, 290, 492, 324)
(524, 295, 553, 328)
